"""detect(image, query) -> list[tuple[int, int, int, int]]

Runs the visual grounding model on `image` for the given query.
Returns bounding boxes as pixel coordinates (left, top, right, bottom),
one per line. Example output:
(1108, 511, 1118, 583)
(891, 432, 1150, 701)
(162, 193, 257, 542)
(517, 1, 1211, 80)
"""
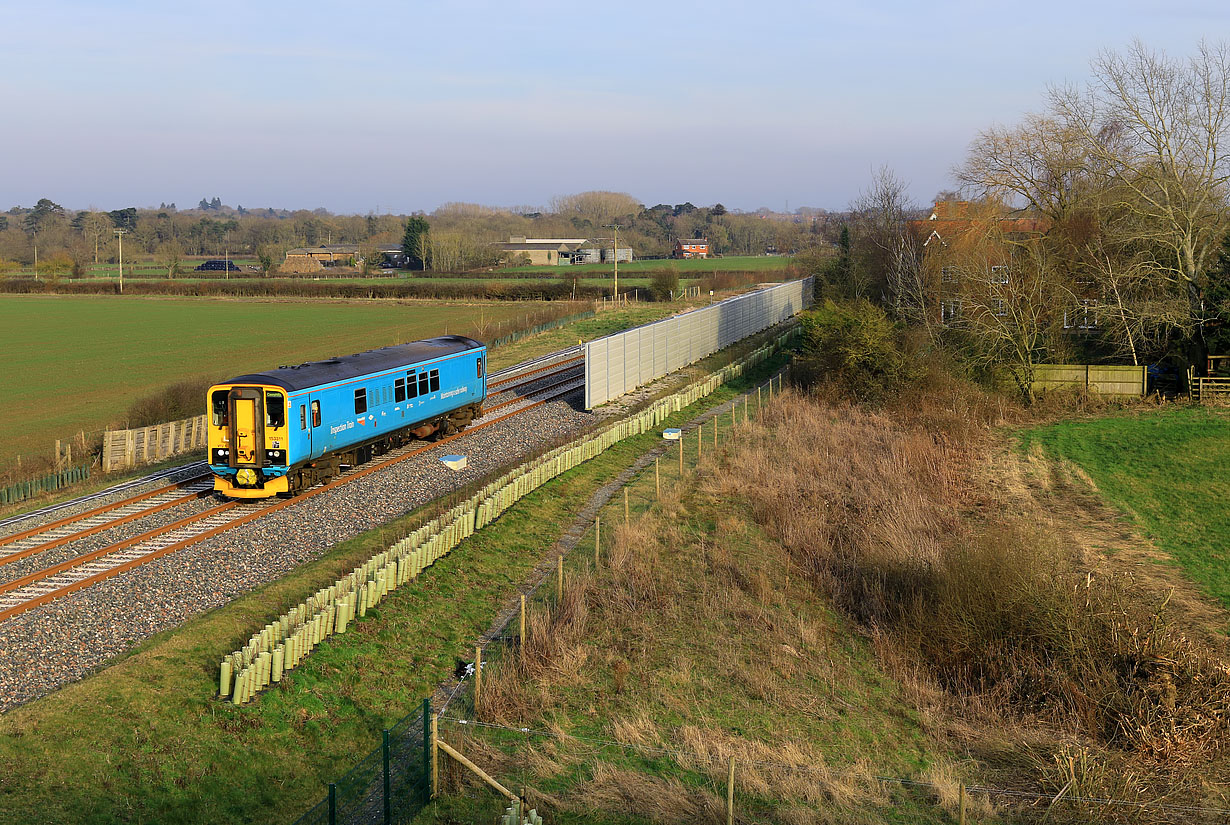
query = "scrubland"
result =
(430, 372, 1230, 823)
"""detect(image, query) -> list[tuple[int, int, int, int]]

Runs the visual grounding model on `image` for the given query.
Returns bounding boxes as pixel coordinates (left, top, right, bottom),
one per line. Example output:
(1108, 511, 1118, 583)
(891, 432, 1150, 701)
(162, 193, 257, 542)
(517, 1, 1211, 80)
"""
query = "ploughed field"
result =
(0, 295, 554, 469)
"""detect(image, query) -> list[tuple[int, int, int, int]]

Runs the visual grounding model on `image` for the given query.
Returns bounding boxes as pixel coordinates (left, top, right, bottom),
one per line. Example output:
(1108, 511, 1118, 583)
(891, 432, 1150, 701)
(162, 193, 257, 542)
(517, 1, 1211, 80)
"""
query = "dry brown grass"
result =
(464, 372, 1230, 822)
(719, 390, 1230, 768)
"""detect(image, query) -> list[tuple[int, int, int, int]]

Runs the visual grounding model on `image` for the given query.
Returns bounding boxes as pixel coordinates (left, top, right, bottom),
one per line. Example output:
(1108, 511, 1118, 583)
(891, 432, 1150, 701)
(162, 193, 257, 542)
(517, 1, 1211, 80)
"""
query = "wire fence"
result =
(424, 374, 1230, 825)
(292, 699, 432, 825)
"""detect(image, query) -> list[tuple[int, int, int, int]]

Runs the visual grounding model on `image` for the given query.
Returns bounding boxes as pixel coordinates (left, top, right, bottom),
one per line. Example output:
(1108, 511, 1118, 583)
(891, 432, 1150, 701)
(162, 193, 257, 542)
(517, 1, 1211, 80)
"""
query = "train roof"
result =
(221, 335, 485, 392)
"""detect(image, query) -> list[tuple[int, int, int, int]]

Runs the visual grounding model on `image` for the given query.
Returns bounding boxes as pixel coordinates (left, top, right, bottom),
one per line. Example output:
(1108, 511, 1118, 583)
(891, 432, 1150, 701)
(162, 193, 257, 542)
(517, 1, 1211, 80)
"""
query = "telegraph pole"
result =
(114, 228, 127, 294)
(603, 223, 622, 301)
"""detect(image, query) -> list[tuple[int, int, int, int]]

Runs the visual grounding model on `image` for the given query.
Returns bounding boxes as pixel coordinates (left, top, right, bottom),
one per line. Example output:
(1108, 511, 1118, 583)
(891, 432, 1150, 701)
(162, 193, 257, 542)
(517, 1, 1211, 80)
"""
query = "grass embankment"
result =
(429, 381, 1230, 823)
(426, 396, 954, 824)
(0, 354, 789, 825)
(0, 295, 574, 469)
(1017, 406, 1230, 609)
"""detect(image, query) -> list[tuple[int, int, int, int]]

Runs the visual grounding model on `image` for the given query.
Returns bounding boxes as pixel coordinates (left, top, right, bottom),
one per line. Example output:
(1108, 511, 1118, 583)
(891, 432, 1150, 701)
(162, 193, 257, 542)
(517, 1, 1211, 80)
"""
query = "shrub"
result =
(649, 268, 680, 301)
(795, 299, 912, 401)
(125, 377, 218, 428)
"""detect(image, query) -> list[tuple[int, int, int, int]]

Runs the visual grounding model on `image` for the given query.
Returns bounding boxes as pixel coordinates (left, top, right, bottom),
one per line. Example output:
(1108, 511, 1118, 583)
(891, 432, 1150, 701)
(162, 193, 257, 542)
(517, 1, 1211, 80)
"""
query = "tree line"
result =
(0, 190, 844, 278)
(804, 40, 1230, 401)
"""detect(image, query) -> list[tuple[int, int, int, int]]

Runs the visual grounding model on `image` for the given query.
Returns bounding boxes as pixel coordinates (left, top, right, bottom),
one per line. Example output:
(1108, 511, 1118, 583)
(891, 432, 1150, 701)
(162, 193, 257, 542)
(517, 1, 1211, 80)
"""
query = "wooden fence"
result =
(102, 415, 208, 473)
(1190, 374, 1230, 402)
(1030, 364, 1146, 397)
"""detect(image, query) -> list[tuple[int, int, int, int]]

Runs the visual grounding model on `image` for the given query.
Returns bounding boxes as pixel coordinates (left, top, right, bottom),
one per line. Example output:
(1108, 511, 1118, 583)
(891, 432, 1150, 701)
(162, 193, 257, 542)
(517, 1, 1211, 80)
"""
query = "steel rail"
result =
(0, 463, 209, 532)
(0, 475, 211, 550)
(0, 482, 213, 568)
(0, 378, 585, 624)
(486, 345, 582, 383)
(487, 353, 583, 390)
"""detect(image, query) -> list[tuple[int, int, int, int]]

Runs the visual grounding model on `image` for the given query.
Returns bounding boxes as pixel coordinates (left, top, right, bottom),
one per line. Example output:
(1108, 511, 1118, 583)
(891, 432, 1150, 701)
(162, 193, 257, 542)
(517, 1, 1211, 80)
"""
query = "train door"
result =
(298, 399, 312, 458)
(228, 388, 265, 467)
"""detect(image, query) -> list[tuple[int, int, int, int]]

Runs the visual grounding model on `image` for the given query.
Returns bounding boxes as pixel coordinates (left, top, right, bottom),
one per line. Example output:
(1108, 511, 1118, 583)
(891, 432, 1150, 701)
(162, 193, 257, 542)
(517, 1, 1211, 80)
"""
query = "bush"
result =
(125, 377, 218, 428)
(794, 299, 913, 401)
(649, 268, 680, 301)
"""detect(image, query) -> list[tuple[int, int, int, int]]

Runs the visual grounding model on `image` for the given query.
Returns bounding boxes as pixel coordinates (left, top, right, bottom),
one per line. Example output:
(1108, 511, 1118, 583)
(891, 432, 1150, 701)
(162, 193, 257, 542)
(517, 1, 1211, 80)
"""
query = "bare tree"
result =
(549, 191, 640, 227)
(947, 225, 1069, 403)
(958, 113, 1096, 223)
(80, 211, 113, 264)
(1050, 40, 1230, 299)
(155, 240, 182, 279)
(848, 166, 929, 331)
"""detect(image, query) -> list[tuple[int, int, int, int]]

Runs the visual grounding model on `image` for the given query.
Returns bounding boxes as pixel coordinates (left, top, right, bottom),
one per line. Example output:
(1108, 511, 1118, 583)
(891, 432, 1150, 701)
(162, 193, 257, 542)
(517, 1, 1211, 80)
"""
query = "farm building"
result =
(282, 244, 404, 273)
(499, 236, 633, 266)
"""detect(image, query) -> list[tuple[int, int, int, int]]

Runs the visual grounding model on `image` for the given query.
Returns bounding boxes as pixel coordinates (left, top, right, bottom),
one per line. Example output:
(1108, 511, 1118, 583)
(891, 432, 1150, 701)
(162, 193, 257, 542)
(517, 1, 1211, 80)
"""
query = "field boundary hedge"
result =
(217, 326, 799, 705)
(0, 278, 619, 302)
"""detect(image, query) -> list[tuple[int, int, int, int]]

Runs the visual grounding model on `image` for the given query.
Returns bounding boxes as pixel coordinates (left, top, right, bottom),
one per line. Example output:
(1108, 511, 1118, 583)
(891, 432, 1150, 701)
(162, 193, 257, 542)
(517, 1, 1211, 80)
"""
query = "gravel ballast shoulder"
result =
(0, 394, 592, 712)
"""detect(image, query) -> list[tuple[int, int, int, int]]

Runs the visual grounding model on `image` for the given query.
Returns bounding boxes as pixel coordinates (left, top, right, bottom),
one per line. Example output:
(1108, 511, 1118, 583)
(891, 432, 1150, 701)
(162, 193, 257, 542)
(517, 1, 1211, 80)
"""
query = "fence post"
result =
(679, 438, 684, 476)
(594, 516, 600, 566)
(424, 698, 434, 803)
(519, 594, 526, 651)
(726, 757, 736, 825)
(556, 555, 564, 602)
(474, 646, 482, 715)
(383, 729, 392, 825)
(655, 457, 660, 501)
(959, 781, 966, 825)
(624, 488, 629, 525)
(328, 783, 337, 825)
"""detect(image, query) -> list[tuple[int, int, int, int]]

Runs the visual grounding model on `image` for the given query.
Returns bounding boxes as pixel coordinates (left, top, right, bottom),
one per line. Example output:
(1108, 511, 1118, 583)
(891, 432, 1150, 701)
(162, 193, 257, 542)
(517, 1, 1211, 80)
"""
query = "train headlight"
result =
(236, 469, 258, 486)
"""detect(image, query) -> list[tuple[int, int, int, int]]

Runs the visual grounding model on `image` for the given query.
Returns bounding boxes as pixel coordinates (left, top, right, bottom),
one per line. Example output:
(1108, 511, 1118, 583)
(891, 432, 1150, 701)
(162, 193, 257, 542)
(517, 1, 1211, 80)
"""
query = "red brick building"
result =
(673, 238, 710, 259)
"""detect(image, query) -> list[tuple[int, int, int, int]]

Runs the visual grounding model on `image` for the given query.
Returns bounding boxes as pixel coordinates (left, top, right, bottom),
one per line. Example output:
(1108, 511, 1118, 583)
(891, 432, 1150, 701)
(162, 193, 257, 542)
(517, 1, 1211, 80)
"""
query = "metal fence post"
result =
(328, 783, 337, 825)
(422, 698, 433, 805)
(383, 728, 392, 825)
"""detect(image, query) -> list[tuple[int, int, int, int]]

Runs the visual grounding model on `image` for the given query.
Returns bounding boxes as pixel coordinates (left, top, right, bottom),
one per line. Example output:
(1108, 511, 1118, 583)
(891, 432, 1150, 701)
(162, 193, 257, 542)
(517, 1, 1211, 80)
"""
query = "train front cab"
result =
(208, 383, 292, 498)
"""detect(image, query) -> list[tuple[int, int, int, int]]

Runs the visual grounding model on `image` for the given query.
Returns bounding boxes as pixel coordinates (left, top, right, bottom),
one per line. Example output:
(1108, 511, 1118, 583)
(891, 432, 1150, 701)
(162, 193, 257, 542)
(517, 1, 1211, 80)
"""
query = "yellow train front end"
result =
(207, 383, 293, 499)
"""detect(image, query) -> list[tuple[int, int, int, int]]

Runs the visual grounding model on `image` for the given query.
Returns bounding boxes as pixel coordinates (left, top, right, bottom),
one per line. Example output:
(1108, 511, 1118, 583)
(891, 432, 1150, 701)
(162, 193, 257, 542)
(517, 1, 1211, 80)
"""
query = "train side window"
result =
(311, 400, 321, 427)
(299, 404, 307, 430)
(418, 372, 429, 396)
(429, 370, 440, 392)
(476, 357, 483, 379)
(265, 392, 285, 427)
(211, 390, 229, 426)
(395, 378, 406, 403)
(354, 388, 367, 415)
(407, 371, 419, 399)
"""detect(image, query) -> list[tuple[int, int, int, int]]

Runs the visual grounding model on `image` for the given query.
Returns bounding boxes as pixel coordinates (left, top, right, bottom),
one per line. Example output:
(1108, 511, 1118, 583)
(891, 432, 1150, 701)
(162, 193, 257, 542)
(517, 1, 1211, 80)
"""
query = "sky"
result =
(1, 0, 1227, 214)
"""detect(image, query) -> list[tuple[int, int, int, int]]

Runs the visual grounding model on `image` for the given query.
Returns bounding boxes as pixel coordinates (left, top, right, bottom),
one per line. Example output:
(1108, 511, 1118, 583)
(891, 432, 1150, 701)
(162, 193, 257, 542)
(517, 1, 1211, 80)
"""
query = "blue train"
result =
(207, 336, 487, 498)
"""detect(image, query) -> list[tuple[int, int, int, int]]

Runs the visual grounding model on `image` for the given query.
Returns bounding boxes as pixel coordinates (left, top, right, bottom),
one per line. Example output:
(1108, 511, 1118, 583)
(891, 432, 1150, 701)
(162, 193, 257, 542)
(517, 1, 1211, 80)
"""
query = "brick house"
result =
(673, 238, 710, 259)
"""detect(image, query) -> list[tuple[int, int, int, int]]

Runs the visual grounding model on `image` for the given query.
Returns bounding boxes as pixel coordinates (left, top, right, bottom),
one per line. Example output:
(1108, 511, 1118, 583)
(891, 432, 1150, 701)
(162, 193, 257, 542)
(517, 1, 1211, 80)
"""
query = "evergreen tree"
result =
(402, 216, 430, 270)
(1204, 233, 1230, 360)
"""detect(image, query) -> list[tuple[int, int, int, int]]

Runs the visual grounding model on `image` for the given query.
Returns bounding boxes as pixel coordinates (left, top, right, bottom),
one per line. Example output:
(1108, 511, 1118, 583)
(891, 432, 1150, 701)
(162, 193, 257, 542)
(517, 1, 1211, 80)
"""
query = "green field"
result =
(1018, 406, 1230, 607)
(0, 295, 551, 467)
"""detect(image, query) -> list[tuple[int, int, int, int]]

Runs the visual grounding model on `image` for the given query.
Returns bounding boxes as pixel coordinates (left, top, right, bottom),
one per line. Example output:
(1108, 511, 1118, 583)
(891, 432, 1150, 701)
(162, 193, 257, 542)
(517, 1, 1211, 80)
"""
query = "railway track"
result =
(0, 358, 585, 624)
(0, 477, 213, 567)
